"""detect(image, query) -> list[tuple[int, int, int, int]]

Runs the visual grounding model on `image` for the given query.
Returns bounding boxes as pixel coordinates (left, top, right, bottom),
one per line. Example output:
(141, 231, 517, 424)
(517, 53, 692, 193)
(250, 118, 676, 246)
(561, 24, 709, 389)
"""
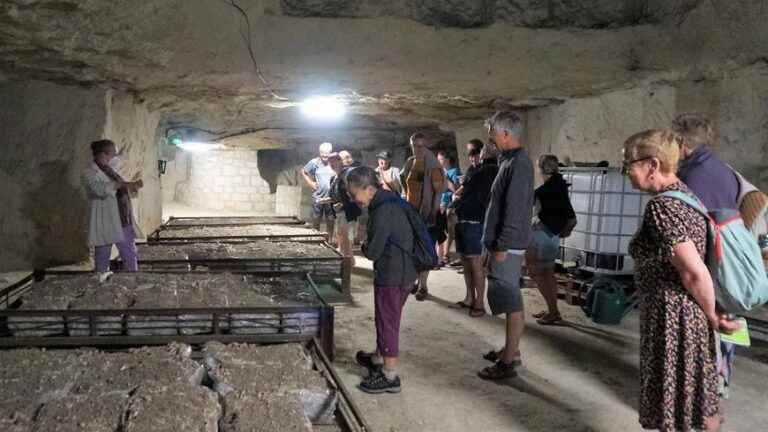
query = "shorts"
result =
(312, 202, 336, 219)
(334, 212, 358, 242)
(455, 221, 483, 257)
(487, 253, 524, 314)
(430, 213, 448, 244)
(528, 228, 560, 269)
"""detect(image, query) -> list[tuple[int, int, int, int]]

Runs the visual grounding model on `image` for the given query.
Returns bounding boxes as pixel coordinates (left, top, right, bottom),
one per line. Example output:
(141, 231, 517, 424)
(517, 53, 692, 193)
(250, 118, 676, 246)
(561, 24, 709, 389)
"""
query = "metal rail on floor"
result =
(310, 338, 371, 432)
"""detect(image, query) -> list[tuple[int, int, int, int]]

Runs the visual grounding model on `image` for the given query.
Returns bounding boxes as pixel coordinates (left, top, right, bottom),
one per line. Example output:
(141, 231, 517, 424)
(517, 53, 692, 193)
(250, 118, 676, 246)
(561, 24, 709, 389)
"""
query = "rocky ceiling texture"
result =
(1, 0, 767, 142)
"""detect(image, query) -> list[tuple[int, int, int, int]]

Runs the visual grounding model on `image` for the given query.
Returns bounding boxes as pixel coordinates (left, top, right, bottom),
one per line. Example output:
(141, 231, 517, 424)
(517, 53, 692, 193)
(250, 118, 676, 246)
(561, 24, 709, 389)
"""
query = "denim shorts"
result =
(455, 221, 483, 257)
(487, 253, 524, 314)
(529, 228, 560, 269)
(312, 202, 335, 219)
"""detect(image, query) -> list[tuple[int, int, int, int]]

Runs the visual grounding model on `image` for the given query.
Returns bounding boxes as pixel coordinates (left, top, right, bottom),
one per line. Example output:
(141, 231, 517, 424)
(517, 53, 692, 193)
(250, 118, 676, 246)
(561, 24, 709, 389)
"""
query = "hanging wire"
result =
(224, 0, 288, 101)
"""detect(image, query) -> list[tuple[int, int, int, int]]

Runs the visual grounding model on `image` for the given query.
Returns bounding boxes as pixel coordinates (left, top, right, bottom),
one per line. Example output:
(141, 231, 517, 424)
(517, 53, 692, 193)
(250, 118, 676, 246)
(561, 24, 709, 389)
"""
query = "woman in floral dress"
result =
(623, 129, 738, 431)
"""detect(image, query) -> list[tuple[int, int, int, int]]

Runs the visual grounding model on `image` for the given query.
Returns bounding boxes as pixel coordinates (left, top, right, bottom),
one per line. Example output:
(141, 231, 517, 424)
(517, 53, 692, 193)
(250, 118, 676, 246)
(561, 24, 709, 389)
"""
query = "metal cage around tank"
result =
(558, 167, 650, 276)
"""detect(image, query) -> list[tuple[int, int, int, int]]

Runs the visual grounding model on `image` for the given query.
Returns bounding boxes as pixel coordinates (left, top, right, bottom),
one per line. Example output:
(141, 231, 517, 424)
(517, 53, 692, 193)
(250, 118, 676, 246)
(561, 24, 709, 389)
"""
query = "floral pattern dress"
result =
(628, 182, 719, 431)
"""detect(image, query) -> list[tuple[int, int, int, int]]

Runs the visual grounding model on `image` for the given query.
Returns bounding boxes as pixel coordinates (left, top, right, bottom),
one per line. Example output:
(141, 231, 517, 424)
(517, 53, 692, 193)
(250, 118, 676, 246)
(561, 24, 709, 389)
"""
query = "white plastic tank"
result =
(559, 167, 650, 275)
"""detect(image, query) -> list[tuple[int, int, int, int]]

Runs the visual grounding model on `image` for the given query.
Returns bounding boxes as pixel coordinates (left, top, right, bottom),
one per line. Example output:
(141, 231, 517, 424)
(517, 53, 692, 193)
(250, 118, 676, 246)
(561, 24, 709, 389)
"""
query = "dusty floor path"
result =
(333, 257, 768, 432)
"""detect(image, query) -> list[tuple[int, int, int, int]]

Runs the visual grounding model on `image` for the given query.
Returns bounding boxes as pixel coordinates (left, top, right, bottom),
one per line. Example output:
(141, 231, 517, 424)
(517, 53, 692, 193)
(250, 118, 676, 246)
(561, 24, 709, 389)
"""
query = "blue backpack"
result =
(383, 197, 439, 271)
(661, 191, 768, 313)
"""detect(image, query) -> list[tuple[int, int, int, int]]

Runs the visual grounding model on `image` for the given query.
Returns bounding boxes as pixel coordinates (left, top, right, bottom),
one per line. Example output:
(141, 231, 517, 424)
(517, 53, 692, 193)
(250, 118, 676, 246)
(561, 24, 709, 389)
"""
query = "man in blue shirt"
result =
(437, 151, 461, 264)
(301, 142, 336, 237)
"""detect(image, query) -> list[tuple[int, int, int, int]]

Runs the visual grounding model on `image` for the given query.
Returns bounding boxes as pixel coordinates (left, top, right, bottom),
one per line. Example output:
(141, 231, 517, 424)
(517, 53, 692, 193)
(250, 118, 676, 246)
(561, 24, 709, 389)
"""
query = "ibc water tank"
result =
(559, 167, 650, 275)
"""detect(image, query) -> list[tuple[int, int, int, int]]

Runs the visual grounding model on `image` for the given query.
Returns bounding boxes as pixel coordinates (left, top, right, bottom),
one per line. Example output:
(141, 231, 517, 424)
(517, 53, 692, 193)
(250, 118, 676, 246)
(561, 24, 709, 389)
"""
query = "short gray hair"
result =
(486, 111, 523, 138)
(671, 113, 714, 150)
(538, 154, 560, 175)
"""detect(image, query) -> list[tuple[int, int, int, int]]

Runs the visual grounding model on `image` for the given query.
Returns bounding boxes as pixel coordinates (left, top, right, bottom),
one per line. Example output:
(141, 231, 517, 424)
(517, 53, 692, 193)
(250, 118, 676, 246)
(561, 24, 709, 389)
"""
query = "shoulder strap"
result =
(659, 190, 710, 217)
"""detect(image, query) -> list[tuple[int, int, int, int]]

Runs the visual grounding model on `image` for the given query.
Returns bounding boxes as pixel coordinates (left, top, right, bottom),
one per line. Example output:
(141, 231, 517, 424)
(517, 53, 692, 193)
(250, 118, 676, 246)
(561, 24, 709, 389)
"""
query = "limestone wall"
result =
(106, 92, 162, 234)
(524, 64, 768, 191)
(176, 150, 276, 213)
(0, 81, 161, 271)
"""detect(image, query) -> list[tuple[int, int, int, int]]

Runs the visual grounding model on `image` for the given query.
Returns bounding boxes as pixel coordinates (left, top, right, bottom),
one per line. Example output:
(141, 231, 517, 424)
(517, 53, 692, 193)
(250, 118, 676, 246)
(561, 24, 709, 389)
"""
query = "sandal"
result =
(478, 360, 518, 380)
(469, 307, 485, 318)
(532, 310, 548, 319)
(482, 350, 523, 366)
(415, 289, 428, 301)
(450, 301, 471, 309)
(536, 312, 562, 325)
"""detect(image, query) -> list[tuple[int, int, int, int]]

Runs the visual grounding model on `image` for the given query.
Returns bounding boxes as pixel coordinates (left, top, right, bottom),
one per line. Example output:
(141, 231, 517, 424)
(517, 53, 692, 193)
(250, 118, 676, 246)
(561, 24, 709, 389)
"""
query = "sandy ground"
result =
(334, 257, 768, 432)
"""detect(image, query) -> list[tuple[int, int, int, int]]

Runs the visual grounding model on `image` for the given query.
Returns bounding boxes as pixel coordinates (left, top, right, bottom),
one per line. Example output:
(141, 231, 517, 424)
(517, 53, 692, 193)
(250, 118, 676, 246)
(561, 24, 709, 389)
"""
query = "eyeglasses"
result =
(620, 156, 653, 175)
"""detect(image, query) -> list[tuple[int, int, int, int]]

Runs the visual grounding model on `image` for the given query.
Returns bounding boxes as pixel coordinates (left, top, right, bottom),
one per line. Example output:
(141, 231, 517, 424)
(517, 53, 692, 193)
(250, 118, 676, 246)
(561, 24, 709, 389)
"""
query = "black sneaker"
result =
(359, 370, 401, 394)
(355, 351, 382, 371)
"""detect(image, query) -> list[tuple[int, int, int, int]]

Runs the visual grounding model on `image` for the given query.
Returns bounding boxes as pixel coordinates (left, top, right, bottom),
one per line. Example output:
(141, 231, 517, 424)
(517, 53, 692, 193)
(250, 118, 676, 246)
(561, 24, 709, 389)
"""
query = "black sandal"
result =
(483, 349, 502, 362)
(478, 360, 518, 380)
(536, 312, 563, 325)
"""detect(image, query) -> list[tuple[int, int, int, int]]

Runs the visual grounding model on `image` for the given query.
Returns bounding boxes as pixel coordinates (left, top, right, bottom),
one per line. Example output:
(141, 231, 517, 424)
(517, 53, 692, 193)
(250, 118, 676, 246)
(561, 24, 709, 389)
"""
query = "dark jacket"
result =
(362, 189, 418, 286)
(535, 173, 576, 235)
(330, 168, 362, 221)
(455, 159, 499, 223)
(483, 148, 534, 251)
(677, 146, 740, 212)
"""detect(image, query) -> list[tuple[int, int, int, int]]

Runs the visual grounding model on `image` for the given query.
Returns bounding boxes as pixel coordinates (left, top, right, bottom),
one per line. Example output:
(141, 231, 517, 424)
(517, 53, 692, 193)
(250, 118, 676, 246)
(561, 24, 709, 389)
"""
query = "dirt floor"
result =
(334, 256, 768, 432)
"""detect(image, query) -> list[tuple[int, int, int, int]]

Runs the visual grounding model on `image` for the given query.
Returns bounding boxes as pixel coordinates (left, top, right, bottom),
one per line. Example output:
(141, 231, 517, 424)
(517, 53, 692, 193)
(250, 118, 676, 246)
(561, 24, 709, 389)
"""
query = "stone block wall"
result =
(176, 150, 276, 213)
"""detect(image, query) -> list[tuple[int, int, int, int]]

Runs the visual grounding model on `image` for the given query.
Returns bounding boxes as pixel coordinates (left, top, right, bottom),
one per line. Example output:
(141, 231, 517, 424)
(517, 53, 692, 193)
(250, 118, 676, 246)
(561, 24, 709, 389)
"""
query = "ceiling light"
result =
(177, 142, 224, 152)
(300, 96, 346, 120)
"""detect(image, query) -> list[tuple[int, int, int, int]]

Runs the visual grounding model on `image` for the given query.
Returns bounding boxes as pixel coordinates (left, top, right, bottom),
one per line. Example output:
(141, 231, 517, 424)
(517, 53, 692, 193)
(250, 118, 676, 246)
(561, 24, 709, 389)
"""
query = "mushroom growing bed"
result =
(0, 342, 347, 431)
(138, 241, 339, 260)
(154, 224, 325, 240)
(5, 273, 324, 338)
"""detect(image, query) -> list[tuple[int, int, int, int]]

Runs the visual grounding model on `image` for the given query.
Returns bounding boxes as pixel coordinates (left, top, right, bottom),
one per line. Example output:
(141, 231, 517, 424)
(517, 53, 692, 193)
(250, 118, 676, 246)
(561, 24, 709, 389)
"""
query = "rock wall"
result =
(0, 81, 161, 271)
(176, 150, 276, 213)
(524, 63, 768, 190)
(106, 92, 162, 233)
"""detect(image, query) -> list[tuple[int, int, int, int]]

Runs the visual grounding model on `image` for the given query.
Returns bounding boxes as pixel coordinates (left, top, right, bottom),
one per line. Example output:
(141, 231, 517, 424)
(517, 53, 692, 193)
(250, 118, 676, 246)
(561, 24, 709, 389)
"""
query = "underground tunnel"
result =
(1, 1, 767, 431)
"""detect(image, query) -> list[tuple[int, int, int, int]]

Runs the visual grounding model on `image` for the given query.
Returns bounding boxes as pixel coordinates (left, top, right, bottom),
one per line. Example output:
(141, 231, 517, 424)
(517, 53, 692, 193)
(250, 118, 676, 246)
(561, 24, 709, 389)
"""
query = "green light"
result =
(168, 133, 183, 147)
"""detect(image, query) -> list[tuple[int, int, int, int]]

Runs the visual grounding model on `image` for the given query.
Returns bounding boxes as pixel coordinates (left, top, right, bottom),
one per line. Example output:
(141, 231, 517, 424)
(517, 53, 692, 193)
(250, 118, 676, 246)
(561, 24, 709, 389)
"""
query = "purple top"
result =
(677, 146, 740, 212)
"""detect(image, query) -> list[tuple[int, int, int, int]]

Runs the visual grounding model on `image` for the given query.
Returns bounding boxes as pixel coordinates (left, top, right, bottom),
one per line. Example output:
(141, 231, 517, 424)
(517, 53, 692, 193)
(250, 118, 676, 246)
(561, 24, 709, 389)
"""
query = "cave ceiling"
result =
(1, 0, 766, 143)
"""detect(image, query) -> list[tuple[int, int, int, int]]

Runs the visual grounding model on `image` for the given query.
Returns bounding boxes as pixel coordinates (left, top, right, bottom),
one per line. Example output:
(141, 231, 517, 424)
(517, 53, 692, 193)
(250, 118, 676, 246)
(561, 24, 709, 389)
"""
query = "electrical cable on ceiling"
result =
(224, 0, 288, 101)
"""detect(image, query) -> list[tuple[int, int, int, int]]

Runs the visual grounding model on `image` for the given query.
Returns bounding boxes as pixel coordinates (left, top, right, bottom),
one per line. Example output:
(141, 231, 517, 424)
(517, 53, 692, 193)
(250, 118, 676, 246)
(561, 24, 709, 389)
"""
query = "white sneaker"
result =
(98, 271, 113, 282)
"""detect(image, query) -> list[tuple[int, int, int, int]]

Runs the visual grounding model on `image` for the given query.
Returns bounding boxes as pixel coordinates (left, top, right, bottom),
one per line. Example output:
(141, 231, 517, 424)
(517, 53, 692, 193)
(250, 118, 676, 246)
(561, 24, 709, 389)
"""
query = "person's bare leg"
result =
(383, 356, 398, 369)
(470, 256, 486, 310)
(337, 225, 352, 258)
(438, 241, 448, 263)
(417, 271, 429, 296)
(704, 413, 722, 432)
(532, 268, 560, 315)
(501, 312, 524, 363)
(326, 219, 336, 245)
(460, 257, 473, 305)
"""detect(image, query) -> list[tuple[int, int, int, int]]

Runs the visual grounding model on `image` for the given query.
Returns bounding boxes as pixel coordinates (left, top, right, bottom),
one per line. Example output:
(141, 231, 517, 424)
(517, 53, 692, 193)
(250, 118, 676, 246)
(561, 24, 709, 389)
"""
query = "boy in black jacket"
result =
(346, 166, 417, 394)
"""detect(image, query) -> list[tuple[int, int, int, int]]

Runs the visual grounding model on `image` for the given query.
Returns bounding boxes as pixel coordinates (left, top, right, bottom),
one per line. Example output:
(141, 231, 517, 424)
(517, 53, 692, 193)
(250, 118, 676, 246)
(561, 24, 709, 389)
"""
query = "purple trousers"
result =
(374, 284, 411, 357)
(94, 225, 138, 272)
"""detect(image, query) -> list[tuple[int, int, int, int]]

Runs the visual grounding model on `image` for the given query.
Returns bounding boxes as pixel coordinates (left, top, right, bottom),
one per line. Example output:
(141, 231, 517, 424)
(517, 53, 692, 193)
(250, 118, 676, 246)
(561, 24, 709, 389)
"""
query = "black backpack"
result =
(383, 197, 439, 271)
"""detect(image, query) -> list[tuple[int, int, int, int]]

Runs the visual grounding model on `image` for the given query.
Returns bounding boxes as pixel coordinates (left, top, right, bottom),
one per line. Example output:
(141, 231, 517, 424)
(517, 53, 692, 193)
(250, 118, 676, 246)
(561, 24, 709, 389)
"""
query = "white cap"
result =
(319, 142, 333, 153)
